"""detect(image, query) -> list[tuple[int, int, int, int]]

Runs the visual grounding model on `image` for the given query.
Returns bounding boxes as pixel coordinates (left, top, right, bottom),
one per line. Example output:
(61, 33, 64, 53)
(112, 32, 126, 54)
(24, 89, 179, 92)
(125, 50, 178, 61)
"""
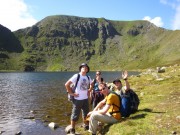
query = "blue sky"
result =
(0, 0, 180, 31)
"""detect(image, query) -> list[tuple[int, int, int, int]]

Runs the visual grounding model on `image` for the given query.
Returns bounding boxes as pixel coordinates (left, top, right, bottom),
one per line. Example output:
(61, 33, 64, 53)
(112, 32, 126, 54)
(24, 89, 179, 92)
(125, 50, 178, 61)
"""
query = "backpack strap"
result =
(86, 75, 90, 88)
(74, 73, 80, 90)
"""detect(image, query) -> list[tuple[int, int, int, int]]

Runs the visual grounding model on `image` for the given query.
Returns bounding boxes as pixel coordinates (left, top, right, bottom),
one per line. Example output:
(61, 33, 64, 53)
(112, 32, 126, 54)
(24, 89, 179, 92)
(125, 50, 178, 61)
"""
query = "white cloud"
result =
(143, 16, 164, 27)
(0, 0, 37, 31)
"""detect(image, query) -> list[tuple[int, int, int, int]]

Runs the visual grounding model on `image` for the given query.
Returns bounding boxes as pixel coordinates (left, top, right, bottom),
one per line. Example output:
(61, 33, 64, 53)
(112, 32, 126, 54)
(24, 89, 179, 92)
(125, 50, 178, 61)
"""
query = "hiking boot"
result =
(70, 128, 75, 134)
(83, 124, 89, 130)
(85, 125, 89, 130)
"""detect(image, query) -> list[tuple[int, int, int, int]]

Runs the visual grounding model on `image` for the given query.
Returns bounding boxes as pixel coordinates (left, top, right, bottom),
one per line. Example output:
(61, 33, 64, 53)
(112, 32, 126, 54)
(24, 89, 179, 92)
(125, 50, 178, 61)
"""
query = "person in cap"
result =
(65, 63, 93, 134)
(113, 71, 130, 95)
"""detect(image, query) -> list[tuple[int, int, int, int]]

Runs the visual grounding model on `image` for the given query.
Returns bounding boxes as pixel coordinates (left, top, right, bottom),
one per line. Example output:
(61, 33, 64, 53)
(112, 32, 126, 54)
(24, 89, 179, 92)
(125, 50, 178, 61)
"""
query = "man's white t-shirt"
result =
(69, 73, 92, 100)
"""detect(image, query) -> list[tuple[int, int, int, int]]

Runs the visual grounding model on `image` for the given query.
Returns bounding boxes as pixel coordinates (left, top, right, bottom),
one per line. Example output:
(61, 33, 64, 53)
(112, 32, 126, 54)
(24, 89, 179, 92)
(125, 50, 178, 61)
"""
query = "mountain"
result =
(0, 15, 180, 71)
(0, 24, 24, 70)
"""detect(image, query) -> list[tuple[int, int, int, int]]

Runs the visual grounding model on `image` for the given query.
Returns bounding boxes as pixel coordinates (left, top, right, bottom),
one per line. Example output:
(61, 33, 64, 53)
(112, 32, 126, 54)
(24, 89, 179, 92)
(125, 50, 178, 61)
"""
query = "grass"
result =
(76, 64, 180, 135)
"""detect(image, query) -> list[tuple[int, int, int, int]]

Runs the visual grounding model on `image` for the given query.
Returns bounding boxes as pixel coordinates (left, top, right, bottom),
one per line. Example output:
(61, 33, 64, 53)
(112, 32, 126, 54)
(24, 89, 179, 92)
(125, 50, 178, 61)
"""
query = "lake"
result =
(0, 71, 139, 135)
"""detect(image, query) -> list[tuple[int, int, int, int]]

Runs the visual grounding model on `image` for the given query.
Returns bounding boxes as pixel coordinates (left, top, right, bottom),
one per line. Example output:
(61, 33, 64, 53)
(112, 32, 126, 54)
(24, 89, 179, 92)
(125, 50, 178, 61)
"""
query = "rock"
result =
(23, 116, 35, 119)
(15, 131, 22, 135)
(65, 125, 72, 134)
(176, 116, 180, 121)
(157, 67, 166, 73)
(46, 115, 50, 118)
(172, 131, 177, 134)
(30, 110, 36, 114)
(48, 122, 58, 129)
(156, 78, 164, 81)
(0, 131, 5, 134)
(140, 92, 144, 97)
(152, 72, 159, 79)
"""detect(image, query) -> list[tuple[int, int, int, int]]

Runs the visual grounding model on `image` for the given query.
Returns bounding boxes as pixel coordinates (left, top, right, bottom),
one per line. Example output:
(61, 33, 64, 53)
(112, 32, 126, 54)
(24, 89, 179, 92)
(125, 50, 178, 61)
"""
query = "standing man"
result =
(65, 63, 92, 134)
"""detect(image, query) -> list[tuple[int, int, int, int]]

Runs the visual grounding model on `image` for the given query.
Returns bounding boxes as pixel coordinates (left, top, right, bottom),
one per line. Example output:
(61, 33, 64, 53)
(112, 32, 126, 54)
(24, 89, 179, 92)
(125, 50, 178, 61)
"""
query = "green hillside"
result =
(0, 15, 179, 71)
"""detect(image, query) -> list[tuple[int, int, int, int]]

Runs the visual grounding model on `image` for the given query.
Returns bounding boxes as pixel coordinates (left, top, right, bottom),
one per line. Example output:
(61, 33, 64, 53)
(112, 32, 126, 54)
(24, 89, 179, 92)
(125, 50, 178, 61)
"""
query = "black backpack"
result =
(128, 89, 140, 113)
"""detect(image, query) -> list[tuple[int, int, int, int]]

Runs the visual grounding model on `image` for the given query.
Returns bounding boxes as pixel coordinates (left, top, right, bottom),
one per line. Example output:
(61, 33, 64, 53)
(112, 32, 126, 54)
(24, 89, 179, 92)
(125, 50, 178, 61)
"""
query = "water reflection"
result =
(0, 71, 139, 135)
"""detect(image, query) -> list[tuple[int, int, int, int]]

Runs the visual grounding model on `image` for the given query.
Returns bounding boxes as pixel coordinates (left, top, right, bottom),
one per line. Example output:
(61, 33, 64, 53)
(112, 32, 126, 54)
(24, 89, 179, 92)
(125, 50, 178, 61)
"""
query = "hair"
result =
(98, 82, 107, 88)
(96, 70, 101, 75)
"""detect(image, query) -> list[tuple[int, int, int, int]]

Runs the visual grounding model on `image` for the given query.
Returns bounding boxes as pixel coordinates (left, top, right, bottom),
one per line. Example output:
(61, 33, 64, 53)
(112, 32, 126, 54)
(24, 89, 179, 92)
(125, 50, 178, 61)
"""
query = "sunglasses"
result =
(96, 73, 101, 75)
(99, 87, 106, 91)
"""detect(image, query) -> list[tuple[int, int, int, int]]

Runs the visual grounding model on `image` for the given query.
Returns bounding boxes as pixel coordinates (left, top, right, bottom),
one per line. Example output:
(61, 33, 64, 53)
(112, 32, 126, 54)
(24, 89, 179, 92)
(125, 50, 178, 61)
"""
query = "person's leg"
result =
(70, 99, 82, 133)
(89, 112, 118, 134)
(82, 99, 89, 130)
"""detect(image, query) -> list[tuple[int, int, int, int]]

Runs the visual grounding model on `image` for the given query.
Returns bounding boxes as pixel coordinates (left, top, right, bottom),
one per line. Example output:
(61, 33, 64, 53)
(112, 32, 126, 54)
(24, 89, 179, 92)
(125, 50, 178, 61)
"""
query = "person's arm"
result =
(65, 80, 79, 97)
(87, 98, 106, 116)
(65, 80, 73, 95)
(93, 98, 106, 111)
(97, 104, 110, 115)
(122, 71, 130, 91)
(88, 79, 94, 93)
(90, 99, 110, 115)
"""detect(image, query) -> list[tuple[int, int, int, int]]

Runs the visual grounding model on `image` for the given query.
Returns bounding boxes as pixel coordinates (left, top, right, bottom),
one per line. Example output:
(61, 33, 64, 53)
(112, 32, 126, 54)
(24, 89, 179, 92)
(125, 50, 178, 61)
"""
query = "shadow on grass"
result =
(130, 108, 166, 120)
(99, 108, 166, 134)
(138, 108, 166, 113)
(130, 113, 147, 119)
(99, 124, 112, 135)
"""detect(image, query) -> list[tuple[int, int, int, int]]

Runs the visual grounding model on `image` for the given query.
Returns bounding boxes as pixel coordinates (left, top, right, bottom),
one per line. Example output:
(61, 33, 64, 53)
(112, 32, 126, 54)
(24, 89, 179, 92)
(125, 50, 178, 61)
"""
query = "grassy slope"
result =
(77, 64, 180, 135)
(8, 17, 179, 71)
(1, 17, 179, 71)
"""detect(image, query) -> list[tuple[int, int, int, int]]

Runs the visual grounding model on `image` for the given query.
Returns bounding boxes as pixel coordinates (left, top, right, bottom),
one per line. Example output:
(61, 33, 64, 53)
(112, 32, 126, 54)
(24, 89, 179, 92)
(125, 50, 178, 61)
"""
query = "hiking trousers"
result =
(89, 112, 118, 134)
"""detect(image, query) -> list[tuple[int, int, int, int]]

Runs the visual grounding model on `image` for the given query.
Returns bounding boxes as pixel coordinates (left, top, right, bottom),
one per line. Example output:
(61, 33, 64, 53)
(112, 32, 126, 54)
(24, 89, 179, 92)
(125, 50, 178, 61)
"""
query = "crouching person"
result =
(87, 83, 121, 135)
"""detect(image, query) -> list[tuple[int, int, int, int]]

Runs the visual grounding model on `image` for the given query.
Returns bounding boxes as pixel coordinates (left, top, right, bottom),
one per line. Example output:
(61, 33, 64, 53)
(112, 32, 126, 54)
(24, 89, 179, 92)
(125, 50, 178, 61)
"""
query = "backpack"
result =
(128, 89, 140, 113)
(110, 89, 140, 117)
(68, 73, 90, 102)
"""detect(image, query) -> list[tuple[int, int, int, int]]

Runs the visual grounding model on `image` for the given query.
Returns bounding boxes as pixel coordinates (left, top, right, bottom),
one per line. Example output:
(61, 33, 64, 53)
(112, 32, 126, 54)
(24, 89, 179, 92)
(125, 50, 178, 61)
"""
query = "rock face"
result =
(24, 65, 35, 72)
(0, 24, 23, 53)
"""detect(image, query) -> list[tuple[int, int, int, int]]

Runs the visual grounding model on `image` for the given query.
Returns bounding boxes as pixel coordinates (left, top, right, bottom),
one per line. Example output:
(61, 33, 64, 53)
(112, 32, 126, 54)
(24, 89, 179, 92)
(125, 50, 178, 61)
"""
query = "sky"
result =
(0, 0, 180, 31)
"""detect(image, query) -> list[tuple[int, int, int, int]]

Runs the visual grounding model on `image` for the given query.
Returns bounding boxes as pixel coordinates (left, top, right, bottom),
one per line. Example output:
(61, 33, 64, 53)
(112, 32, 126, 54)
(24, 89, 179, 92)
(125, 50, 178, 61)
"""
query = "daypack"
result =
(110, 89, 140, 117)
(128, 89, 140, 114)
(68, 74, 90, 102)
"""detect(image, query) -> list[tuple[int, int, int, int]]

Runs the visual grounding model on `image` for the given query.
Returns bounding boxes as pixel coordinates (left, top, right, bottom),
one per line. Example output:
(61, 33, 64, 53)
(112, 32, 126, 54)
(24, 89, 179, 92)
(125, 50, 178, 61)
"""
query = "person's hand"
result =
(87, 111, 92, 117)
(73, 93, 79, 97)
(87, 89, 91, 96)
(122, 71, 128, 80)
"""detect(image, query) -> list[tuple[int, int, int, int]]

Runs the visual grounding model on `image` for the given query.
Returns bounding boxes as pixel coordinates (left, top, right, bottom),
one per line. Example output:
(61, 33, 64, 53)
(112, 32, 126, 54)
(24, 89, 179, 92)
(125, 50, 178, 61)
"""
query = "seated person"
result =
(87, 83, 121, 135)
(113, 70, 130, 95)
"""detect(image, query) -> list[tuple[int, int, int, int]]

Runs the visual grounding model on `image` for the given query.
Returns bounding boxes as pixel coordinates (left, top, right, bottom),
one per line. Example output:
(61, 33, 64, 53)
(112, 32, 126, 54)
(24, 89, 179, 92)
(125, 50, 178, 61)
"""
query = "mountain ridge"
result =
(0, 15, 179, 71)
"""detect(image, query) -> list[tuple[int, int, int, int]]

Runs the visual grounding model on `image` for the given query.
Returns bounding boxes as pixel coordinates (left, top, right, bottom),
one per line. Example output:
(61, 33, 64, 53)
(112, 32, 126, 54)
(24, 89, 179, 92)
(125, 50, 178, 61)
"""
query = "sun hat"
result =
(79, 63, 90, 73)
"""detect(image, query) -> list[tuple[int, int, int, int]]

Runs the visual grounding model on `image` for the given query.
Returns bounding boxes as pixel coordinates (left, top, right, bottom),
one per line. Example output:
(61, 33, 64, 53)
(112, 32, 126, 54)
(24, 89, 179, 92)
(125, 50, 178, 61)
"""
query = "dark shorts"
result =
(71, 98, 89, 121)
